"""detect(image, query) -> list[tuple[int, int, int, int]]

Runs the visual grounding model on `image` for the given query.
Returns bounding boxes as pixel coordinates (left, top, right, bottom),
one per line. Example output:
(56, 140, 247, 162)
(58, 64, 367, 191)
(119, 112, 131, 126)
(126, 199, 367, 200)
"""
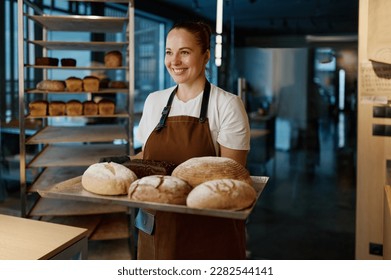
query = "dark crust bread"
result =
(35, 57, 59, 66)
(61, 58, 76, 66)
(123, 159, 177, 178)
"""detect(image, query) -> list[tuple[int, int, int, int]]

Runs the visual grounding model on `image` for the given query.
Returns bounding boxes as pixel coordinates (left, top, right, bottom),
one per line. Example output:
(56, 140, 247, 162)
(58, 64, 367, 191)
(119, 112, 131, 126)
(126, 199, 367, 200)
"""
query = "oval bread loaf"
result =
(128, 175, 192, 205)
(82, 162, 137, 195)
(186, 179, 257, 210)
(172, 156, 253, 187)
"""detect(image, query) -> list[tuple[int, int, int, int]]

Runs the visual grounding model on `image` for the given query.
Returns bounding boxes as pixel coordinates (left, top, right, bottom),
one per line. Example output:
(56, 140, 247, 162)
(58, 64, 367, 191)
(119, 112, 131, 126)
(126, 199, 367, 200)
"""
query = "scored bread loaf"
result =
(172, 156, 253, 187)
(29, 100, 48, 116)
(48, 101, 66, 116)
(186, 179, 257, 210)
(66, 100, 82, 116)
(36, 80, 65, 91)
(123, 159, 177, 178)
(128, 175, 192, 205)
(82, 162, 138, 195)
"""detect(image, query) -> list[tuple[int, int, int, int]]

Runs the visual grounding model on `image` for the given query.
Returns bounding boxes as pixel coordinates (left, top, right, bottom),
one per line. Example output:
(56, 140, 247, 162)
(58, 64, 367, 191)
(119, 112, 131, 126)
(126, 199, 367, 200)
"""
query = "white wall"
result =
(236, 47, 309, 129)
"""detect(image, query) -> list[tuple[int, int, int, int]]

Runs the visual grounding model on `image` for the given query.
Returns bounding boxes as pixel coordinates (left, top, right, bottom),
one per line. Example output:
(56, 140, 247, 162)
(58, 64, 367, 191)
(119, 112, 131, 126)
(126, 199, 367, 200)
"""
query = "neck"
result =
(176, 79, 206, 102)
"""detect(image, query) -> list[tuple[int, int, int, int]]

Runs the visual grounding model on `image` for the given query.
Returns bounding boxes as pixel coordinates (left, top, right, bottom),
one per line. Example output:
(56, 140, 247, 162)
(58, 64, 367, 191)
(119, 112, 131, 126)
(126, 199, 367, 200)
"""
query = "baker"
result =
(132, 20, 251, 260)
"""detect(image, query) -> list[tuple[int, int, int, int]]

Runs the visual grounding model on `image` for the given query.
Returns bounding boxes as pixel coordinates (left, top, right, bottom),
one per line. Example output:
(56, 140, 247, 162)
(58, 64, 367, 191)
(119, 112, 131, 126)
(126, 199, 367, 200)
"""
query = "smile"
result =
(172, 68, 186, 74)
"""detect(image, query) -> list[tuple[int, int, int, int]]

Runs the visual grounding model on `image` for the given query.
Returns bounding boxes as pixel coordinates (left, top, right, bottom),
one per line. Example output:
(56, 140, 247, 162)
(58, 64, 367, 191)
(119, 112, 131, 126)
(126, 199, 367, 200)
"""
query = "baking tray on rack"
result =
(38, 176, 268, 220)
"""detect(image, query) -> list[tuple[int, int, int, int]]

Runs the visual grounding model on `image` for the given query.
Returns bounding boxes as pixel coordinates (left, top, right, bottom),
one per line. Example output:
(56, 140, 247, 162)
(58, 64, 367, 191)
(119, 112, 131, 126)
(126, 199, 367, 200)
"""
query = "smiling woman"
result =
(132, 20, 251, 260)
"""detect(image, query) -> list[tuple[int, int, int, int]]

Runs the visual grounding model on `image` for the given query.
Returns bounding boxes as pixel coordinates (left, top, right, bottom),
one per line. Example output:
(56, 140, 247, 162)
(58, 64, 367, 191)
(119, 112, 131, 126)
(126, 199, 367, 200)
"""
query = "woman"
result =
(133, 20, 251, 260)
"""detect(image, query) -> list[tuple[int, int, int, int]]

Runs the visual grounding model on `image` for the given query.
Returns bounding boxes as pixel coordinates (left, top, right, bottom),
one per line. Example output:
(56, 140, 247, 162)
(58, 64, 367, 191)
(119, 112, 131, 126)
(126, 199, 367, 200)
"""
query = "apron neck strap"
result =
(154, 81, 211, 131)
(199, 81, 211, 123)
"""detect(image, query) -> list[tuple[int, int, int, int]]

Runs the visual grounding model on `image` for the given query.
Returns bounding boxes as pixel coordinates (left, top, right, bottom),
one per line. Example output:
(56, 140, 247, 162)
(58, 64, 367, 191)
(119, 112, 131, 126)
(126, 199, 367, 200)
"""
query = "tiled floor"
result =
(0, 112, 356, 260)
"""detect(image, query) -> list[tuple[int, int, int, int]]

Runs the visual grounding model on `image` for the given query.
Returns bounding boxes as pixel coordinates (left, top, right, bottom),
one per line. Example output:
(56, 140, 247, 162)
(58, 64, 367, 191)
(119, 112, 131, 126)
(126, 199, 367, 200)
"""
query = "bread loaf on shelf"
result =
(65, 76, 83, 92)
(98, 99, 115, 115)
(109, 81, 127, 89)
(66, 100, 83, 116)
(83, 100, 98, 115)
(104, 50, 122, 67)
(172, 156, 253, 188)
(29, 100, 48, 116)
(128, 175, 192, 205)
(123, 159, 177, 178)
(61, 58, 76, 67)
(186, 179, 257, 210)
(36, 80, 65, 92)
(35, 57, 59, 66)
(83, 76, 100, 92)
(48, 101, 66, 116)
(82, 162, 138, 195)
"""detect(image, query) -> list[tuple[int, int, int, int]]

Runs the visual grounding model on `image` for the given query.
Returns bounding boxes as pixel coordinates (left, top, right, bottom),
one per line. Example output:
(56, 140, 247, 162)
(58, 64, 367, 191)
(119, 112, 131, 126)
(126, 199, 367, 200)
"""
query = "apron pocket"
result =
(135, 209, 155, 235)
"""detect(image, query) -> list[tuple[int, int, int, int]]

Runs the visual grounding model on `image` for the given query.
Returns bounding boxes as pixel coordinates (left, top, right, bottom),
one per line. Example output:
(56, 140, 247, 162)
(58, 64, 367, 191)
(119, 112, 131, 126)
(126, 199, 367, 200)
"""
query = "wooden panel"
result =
(356, 0, 391, 259)
(384, 185, 391, 259)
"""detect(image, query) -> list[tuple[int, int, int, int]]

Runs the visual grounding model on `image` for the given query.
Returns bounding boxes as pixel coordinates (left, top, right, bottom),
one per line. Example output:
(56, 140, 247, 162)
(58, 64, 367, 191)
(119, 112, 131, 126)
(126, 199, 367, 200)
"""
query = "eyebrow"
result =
(166, 47, 193, 51)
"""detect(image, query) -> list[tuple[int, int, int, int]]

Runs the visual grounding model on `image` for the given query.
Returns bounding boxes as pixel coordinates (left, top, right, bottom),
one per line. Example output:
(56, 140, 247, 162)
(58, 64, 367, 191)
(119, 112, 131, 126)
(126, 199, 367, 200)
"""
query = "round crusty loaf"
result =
(128, 175, 192, 205)
(186, 179, 257, 210)
(82, 162, 137, 195)
(172, 156, 252, 187)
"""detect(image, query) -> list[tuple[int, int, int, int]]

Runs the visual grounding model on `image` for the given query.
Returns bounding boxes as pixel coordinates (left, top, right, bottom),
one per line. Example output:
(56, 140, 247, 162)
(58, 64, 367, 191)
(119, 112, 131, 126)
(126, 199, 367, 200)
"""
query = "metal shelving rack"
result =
(17, 0, 135, 218)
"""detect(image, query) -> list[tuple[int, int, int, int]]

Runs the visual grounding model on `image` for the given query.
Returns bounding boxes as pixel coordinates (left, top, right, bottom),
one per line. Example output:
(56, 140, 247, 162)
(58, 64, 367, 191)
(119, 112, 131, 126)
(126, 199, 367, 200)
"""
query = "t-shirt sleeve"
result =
(217, 95, 250, 151)
(135, 95, 153, 146)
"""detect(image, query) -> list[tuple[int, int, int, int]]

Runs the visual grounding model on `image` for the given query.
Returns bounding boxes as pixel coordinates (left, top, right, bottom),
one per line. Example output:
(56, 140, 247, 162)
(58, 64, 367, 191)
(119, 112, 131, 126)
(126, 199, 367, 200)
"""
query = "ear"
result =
(204, 49, 211, 65)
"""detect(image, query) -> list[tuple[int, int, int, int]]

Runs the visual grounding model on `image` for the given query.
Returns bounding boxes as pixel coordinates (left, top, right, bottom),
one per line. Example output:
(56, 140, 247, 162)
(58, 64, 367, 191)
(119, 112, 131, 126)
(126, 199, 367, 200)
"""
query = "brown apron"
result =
(138, 81, 246, 260)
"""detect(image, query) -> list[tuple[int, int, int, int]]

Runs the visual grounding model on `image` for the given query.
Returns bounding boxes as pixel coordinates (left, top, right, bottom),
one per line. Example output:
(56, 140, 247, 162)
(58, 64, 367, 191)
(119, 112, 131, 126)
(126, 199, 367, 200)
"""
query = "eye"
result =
(181, 50, 190, 55)
(165, 50, 172, 55)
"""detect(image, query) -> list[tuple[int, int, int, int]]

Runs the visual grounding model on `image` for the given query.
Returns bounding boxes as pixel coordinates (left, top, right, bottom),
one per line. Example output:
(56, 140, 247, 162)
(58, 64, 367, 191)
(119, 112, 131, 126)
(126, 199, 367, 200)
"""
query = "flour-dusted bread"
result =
(128, 175, 192, 205)
(172, 156, 253, 187)
(186, 179, 257, 210)
(36, 80, 65, 91)
(82, 162, 138, 195)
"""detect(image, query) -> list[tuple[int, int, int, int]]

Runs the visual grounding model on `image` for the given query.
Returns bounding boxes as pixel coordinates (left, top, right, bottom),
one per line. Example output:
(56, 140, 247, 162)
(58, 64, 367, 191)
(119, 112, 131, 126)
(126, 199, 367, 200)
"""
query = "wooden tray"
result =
(38, 176, 268, 220)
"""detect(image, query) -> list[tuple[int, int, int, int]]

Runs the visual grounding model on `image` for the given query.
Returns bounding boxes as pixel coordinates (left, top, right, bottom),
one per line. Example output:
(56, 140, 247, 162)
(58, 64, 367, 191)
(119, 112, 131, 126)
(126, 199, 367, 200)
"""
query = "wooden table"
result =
(0, 214, 88, 260)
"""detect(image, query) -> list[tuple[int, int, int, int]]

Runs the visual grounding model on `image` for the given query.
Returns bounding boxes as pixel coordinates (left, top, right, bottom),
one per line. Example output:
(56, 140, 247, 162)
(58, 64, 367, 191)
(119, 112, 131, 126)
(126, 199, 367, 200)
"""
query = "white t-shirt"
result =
(136, 84, 250, 155)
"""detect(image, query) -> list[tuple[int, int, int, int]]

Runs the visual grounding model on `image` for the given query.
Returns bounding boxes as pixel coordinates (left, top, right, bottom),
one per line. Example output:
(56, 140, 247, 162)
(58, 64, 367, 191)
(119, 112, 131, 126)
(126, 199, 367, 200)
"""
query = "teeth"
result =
(173, 68, 185, 74)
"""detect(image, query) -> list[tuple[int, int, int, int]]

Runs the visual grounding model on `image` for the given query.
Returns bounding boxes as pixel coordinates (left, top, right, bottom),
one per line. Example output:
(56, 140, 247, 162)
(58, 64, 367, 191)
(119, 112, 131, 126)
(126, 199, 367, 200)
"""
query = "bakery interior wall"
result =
(1, 0, 360, 259)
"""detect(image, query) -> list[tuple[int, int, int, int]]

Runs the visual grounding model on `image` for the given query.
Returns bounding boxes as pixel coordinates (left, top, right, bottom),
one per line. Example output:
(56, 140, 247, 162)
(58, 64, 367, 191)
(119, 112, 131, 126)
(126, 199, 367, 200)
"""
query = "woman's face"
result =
(165, 28, 210, 85)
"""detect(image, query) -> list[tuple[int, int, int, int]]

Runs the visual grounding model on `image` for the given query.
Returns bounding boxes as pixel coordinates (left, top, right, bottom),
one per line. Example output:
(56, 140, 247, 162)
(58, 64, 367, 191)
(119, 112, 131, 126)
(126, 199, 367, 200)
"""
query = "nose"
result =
(170, 53, 181, 65)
